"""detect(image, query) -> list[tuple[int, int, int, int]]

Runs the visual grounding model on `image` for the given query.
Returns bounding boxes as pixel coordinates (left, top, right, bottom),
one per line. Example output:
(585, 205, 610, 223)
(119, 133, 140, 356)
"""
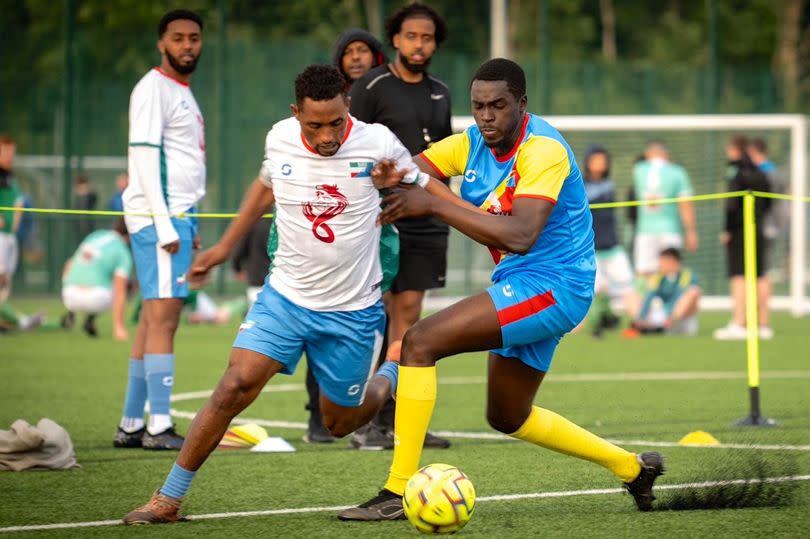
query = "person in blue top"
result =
(107, 172, 129, 213)
(342, 58, 664, 522)
(583, 145, 635, 337)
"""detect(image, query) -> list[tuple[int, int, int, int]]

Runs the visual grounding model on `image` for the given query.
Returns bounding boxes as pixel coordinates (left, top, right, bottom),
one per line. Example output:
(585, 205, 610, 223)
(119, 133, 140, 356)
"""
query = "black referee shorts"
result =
(726, 232, 767, 278)
(390, 233, 448, 293)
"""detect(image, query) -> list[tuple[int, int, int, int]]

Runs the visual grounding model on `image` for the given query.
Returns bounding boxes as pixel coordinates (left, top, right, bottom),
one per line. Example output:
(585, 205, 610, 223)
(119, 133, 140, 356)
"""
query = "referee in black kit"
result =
(348, 2, 451, 450)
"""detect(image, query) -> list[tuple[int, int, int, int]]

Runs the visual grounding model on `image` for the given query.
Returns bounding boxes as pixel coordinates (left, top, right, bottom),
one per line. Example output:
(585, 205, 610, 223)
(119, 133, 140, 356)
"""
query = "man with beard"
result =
(298, 26, 392, 444)
(122, 64, 454, 525)
(114, 10, 206, 451)
(341, 58, 664, 521)
(348, 1, 452, 451)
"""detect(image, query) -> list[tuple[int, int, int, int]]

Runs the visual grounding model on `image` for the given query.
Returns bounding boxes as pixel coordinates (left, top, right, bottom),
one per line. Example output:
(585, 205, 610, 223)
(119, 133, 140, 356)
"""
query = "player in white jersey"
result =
(114, 10, 205, 452)
(122, 64, 444, 525)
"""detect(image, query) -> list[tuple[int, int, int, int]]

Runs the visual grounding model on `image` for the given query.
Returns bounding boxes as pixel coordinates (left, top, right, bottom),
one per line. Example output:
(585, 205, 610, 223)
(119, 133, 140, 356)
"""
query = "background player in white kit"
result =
(122, 64, 438, 524)
(114, 10, 206, 451)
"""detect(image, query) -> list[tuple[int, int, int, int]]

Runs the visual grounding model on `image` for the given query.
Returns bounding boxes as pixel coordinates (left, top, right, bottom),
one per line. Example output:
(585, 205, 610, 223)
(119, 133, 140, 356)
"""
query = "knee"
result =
(486, 405, 529, 435)
(145, 313, 180, 335)
(400, 323, 438, 367)
(211, 369, 256, 412)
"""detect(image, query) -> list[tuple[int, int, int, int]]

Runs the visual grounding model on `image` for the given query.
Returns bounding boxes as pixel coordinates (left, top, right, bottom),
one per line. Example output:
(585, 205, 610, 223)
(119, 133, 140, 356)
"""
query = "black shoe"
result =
(113, 426, 145, 448)
(424, 431, 451, 449)
(624, 452, 665, 511)
(602, 313, 620, 329)
(82, 315, 98, 337)
(142, 426, 184, 450)
(349, 424, 394, 450)
(338, 489, 405, 521)
(304, 415, 335, 444)
(61, 311, 75, 330)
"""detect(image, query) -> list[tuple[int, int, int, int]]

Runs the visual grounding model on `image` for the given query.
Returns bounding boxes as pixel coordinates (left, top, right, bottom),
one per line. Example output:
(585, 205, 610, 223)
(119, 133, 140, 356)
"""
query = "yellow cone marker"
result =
(230, 424, 269, 445)
(678, 431, 721, 446)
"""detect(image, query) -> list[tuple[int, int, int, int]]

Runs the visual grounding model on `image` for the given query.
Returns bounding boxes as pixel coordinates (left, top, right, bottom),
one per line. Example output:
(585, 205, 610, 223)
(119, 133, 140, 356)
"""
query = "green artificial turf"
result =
(1, 301, 808, 538)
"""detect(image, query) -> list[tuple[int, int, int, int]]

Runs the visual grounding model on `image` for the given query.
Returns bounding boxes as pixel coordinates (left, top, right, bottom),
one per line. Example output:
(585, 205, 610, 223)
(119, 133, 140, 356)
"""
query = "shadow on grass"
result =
(656, 453, 800, 511)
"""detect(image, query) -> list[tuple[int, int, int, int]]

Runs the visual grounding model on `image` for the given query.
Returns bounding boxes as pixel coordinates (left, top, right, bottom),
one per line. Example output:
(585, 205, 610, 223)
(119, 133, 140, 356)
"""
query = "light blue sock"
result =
(376, 362, 399, 397)
(160, 462, 196, 499)
(121, 358, 147, 428)
(144, 353, 174, 416)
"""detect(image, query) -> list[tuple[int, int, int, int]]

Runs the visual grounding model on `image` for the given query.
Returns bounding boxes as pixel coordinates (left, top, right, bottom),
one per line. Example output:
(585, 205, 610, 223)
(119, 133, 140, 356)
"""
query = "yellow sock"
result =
(384, 365, 437, 495)
(510, 406, 641, 483)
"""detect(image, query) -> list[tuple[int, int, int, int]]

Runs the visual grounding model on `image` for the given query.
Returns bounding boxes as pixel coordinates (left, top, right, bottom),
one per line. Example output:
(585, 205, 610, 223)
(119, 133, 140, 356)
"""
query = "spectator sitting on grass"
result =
(624, 247, 701, 337)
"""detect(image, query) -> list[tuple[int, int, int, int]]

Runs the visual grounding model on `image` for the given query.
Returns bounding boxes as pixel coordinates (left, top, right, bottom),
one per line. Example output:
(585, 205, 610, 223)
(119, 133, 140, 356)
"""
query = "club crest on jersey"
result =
(349, 161, 374, 178)
(302, 185, 349, 243)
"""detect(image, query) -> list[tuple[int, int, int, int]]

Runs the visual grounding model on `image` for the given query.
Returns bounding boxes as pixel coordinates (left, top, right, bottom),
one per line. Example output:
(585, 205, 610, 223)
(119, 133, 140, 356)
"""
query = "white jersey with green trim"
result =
(124, 67, 206, 240)
(259, 115, 426, 311)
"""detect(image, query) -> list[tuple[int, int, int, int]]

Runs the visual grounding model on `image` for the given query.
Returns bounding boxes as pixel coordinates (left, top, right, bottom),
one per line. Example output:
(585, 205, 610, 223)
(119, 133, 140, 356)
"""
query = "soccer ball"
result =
(403, 463, 476, 534)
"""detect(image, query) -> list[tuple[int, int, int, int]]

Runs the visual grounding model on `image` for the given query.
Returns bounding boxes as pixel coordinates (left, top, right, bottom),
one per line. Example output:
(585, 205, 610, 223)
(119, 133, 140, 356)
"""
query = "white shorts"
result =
(595, 247, 634, 297)
(642, 297, 698, 336)
(0, 232, 18, 276)
(0, 232, 19, 301)
(62, 285, 113, 314)
(634, 233, 682, 275)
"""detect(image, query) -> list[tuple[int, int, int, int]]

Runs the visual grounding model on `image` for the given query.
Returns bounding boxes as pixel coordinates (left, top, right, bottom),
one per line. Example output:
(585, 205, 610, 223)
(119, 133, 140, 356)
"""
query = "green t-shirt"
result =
(0, 181, 23, 234)
(63, 230, 132, 288)
(632, 160, 693, 235)
(266, 220, 399, 294)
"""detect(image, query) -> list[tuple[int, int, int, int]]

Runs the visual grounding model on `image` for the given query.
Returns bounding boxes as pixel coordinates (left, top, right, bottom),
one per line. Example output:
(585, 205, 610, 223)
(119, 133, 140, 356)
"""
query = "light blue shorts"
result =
(487, 272, 593, 373)
(233, 283, 386, 407)
(131, 218, 194, 300)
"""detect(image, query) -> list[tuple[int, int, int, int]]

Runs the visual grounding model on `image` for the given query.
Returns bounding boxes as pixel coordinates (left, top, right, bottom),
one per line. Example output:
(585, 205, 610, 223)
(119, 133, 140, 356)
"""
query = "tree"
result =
(775, 0, 804, 110)
(599, 0, 617, 63)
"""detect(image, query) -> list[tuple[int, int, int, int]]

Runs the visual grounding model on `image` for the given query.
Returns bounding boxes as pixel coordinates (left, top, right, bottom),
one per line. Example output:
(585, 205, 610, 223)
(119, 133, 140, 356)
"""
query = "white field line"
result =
(2, 475, 808, 534)
(169, 409, 810, 452)
(170, 370, 810, 404)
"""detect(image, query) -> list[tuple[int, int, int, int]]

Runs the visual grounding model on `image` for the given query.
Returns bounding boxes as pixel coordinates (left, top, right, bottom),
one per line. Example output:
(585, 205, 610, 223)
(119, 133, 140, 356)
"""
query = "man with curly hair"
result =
(121, 64, 443, 525)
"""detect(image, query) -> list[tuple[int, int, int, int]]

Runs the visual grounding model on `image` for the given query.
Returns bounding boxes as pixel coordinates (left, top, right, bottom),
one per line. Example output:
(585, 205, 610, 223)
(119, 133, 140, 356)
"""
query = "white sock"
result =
(119, 417, 145, 433)
(148, 414, 173, 435)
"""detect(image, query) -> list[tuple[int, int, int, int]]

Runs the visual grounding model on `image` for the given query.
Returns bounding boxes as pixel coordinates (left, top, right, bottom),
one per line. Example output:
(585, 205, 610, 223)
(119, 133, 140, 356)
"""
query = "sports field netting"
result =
(9, 114, 808, 312)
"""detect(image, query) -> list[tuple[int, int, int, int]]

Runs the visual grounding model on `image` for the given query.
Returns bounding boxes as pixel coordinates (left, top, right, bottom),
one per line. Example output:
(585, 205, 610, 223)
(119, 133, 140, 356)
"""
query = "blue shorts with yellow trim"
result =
(232, 282, 386, 407)
(487, 271, 593, 372)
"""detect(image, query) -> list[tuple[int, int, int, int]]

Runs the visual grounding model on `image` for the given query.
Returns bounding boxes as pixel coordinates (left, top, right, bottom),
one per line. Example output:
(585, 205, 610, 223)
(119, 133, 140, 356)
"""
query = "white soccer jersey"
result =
(260, 115, 426, 311)
(124, 67, 206, 243)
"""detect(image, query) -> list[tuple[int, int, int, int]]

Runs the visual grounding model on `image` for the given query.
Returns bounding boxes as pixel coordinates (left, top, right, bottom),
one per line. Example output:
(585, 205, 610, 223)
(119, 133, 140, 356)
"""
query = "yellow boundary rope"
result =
(6, 189, 807, 217)
(2, 189, 806, 401)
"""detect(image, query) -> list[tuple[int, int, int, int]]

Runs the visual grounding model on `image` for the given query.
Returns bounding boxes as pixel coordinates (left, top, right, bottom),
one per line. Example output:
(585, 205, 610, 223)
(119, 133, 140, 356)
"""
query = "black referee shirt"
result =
(349, 64, 452, 236)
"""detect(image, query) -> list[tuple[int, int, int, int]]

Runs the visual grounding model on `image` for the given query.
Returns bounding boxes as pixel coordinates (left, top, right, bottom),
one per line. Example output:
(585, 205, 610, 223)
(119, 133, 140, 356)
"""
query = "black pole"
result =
(735, 387, 776, 427)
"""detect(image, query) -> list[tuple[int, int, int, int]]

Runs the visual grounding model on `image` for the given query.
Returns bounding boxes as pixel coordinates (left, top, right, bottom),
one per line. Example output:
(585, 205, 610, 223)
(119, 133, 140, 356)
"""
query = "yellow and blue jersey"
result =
(421, 113, 595, 285)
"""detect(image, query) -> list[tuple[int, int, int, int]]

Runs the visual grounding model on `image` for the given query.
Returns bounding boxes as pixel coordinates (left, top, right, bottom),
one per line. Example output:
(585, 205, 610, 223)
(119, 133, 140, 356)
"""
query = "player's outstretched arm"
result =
(189, 178, 275, 286)
(380, 187, 552, 254)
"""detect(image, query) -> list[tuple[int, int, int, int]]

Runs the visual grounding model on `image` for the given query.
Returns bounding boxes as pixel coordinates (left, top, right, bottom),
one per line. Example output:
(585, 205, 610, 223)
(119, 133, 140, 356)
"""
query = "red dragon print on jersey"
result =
(301, 184, 349, 243)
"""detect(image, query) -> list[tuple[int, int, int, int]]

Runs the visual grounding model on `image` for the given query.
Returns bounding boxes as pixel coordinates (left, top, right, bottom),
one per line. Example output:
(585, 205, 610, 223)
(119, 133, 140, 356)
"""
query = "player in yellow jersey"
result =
(340, 59, 664, 521)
